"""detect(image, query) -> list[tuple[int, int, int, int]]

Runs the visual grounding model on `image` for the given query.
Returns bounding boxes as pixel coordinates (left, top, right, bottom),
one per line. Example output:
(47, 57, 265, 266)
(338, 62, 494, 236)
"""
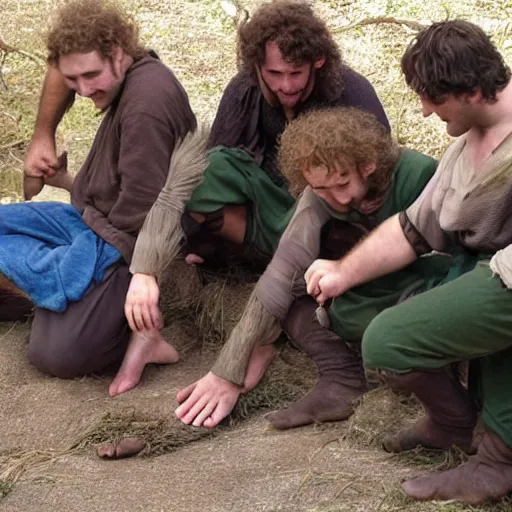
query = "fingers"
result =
(124, 274, 161, 332)
(305, 268, 321, 298)
(203, 395, 239, 428)
(56, 150, 68, 171)
(191, 399, 218, 427)
(149, 303, 164, 331)
(176, 381, 197, 404)
(175, 385, 207, 423)
(124, 302, 137, 332)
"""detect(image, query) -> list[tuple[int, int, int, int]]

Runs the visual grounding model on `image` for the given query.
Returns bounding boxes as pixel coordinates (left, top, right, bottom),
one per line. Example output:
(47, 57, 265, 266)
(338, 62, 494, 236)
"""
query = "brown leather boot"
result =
(265, 297, 367, 430)
(382, 370, 477, 453)
(402, 429, 512, 504)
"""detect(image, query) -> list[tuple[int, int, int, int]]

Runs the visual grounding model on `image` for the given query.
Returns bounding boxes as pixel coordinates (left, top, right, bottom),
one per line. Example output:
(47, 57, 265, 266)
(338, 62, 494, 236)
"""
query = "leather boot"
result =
(265, 297, 367, 430)
(402, 429, 512, 504)
(382, 370, 477, 453)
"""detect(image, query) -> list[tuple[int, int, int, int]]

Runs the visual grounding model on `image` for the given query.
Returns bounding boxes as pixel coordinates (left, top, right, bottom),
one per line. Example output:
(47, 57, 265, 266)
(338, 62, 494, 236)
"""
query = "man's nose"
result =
(333, 190, 351, 206)
(280, 76, 295, 93)
(420, 99, 433, 118)
(75, 78, 93, 97)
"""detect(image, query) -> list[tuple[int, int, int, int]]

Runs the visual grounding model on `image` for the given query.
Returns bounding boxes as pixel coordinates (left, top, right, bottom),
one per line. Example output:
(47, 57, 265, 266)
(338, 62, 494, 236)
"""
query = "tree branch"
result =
(335, 16, 430, 33)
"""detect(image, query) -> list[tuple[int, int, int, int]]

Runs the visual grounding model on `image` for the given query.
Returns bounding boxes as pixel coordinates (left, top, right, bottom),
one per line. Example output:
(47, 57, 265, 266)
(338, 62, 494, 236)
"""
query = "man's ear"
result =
(361, 162, 377, 178)
(314, 57, 326, 69)
(465, 88, 483, 105)
(110, 46, 124, 77)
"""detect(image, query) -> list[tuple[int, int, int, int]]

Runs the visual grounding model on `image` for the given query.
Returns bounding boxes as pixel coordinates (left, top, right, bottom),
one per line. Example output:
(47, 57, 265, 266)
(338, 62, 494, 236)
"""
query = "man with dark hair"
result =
(124, 0, 390, 335)
(173, 107, 476, 430)
(0, 0, 198, 396)
(305, 20, 512, 504)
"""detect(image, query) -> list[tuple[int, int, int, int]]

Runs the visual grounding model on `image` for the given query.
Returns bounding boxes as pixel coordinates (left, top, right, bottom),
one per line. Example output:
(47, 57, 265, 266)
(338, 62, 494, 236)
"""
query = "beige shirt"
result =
(404, 133, 512, 286)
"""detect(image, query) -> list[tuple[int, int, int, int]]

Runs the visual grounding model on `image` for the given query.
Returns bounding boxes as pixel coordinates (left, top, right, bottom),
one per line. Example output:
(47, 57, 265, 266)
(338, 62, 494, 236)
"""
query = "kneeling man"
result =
(0, 0, 197, 396)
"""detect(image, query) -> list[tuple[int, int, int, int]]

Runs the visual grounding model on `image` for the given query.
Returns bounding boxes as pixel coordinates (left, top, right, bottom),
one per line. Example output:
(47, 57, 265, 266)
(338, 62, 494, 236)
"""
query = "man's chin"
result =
(277, 94, 302, 108)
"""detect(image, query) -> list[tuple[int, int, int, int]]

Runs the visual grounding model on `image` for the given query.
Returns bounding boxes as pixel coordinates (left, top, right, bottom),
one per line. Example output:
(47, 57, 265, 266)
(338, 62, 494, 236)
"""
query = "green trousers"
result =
(362, 261, 512, 447)
(186, 147, 296, 255)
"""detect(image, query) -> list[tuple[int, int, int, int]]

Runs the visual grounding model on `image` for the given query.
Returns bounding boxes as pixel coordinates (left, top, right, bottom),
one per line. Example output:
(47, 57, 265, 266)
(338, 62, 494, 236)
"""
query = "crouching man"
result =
(305, 21, 512, 504)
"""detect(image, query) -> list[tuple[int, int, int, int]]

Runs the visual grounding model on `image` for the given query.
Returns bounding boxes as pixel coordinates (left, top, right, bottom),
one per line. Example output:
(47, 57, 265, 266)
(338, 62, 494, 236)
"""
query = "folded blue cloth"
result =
(0, 201, 121, 312)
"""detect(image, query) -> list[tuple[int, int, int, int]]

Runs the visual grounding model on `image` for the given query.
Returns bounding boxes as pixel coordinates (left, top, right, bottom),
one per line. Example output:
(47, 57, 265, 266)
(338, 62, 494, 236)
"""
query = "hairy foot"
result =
(97, 437, 146, 459)
(242, 344, 277, 393)
(266, 378, 364, 430)
(109, 330, 179, 397)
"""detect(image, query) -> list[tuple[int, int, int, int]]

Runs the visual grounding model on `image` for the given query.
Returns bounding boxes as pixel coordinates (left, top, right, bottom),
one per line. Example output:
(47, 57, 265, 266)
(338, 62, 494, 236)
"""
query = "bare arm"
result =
(306, 214, 418, 304)
(24, 66, 73, 182)
(33, 65, 73, 139)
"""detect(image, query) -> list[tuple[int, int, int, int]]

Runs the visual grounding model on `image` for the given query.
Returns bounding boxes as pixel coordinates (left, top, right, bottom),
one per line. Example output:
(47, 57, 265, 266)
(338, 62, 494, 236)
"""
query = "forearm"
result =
(130, 128, 208, 276)
(211, 292, 281, 386)
(33, 66, 73, 138)
(336, 214, 418, 292)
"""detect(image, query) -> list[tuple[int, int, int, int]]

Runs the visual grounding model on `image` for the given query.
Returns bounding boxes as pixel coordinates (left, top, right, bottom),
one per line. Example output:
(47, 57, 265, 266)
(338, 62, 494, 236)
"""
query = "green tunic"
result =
(186, 147, 296, 255)
(328, 148, 478, 341)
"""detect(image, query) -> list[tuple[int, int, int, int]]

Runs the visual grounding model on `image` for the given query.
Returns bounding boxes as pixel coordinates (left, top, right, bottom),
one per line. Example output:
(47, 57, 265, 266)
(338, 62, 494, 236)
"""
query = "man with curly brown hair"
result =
(1, 0, 197, 397)
(305, 21, 512, 504)
(174, 107, 477, 430)
(124, 0, 390, 335)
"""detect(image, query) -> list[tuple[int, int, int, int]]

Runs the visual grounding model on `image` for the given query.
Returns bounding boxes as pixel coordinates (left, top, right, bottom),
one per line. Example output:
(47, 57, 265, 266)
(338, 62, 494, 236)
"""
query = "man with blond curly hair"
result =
(0, 0, 196, 398)
(174, 107, 477, 430)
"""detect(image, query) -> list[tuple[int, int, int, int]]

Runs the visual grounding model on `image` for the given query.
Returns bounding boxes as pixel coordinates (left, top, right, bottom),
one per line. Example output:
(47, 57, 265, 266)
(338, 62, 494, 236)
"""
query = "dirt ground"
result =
(0, 320, 508, 512)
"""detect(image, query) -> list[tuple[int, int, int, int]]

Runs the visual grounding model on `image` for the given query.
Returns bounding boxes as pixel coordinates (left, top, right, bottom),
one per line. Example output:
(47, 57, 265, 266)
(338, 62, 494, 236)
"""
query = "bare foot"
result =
(97, 437, 146, 459)
(242, 344, 277, 393)
(175, 371, 241, 428)
(109, 330, 179, 397)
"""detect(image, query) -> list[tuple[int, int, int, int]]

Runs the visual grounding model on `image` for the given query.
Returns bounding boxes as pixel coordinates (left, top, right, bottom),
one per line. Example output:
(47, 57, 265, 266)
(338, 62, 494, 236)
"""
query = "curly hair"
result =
(279, 107, 400, 198)
(46, 0, 146, 64)
(401, 20, 511, 103)
(237, 0, 344, 99)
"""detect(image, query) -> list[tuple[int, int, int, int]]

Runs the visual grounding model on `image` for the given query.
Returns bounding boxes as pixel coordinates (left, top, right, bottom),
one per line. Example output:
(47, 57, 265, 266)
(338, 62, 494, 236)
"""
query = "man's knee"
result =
(362, 308, 404, 370)
(27, 336, 89, 378)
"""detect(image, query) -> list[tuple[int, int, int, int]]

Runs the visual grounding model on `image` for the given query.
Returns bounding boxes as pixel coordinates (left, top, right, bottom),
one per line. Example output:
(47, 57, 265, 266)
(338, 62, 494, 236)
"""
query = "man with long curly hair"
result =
(124, 0, 390, 336)
(305, 21, 512, 504)
(1, 0, 197, 397)
(174, 107, 477, 430)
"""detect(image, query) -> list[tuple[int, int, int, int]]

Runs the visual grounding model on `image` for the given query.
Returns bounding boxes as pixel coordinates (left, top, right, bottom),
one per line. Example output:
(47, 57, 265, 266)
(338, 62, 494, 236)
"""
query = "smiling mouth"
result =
(279, 90, 301, 97)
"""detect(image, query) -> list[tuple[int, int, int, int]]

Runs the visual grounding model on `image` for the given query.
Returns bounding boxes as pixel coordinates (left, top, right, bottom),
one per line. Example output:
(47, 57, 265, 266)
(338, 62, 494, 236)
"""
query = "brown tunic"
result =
(71, 52, 197, 264)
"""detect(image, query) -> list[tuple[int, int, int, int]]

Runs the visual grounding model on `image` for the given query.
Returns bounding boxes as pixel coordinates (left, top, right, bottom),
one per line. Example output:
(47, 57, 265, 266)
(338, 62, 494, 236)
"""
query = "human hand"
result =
(44, 152, 71, 189)
(124, 273, 163, 332)
(24, 134, 59, 178)
(175, 371, 241, 428)
(304, 259, 346, 304)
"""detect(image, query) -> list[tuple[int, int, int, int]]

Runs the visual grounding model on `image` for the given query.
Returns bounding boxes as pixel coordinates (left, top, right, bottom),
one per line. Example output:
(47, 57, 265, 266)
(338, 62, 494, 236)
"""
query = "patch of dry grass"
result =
(2, 0, 512, 200)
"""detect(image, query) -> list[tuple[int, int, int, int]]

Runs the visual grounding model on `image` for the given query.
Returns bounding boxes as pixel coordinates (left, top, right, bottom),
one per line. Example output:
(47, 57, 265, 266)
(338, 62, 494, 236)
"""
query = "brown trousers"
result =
(27, 265, 132, 378)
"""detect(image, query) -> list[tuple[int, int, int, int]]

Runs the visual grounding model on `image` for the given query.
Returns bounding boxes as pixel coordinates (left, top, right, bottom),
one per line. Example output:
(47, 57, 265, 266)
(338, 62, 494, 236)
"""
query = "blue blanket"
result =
(0, 202, 121, 312)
